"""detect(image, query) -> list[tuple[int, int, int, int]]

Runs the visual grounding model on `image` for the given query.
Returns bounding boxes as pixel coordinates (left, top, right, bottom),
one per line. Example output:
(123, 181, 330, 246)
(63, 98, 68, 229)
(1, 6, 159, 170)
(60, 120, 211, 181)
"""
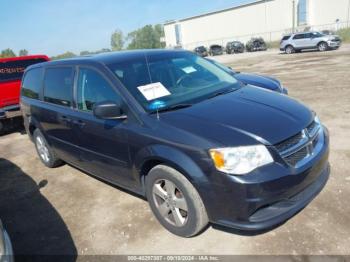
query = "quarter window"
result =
(44, 67, 74, 107)
(77, 68, 121, 112)
(21, 67, 43, 99)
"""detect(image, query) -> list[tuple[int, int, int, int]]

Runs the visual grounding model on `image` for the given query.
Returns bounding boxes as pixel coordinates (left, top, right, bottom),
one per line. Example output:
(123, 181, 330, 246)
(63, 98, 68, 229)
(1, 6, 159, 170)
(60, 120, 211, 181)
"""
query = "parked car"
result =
(280, 31, 341, 54)
(0, 55, 50, 135)
(193, 46, 208, 57)
(209, 44, 223, 56)
(206, 58, 288, 94)
(0, 219, 13, 262)
(21, 50, 329, 237)
(246, 37, 267, 52)
(226, 41, 245, 54)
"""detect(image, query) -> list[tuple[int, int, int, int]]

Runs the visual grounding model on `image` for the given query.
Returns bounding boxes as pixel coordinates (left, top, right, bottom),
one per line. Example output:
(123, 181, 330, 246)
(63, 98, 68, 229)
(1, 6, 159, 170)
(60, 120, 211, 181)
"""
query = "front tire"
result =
(146, 165, 208, 237)
(34, 129, 63, 168)
(318, 42, 328, 52)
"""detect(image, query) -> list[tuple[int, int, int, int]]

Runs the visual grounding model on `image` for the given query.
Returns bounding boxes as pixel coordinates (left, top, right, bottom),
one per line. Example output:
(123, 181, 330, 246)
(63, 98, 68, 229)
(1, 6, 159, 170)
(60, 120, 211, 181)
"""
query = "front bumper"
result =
(328, 40, 341, 48)
(0, 104, 21, 120)
(198, 127, 330, 231)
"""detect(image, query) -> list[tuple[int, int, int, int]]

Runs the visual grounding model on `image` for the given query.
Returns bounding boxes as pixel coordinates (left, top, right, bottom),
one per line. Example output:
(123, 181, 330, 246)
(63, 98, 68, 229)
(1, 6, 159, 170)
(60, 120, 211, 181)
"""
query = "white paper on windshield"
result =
(182, 66, 197, 74)
(137, 82, 171, 101)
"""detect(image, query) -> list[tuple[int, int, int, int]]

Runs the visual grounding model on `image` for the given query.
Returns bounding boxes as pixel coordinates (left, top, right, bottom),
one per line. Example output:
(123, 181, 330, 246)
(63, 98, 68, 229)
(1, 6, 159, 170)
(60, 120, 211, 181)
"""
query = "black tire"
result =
(285, 45, 295, 54)
(145, 165, 208, 237)
(33, 129, 63, 168)
(318, 41, 328, 52)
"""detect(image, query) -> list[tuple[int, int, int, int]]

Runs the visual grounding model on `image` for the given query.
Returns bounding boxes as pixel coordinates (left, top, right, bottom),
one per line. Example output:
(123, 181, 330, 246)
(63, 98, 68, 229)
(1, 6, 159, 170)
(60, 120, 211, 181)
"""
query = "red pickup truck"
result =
(0, 55, 49, 134)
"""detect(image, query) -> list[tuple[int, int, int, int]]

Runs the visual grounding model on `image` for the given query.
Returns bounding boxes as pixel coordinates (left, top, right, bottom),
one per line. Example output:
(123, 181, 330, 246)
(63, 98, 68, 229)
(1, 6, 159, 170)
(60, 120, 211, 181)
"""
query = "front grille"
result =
(275, 132, 303, 153)
(274, 120, 321, 167)
(284, 147, 308, 166)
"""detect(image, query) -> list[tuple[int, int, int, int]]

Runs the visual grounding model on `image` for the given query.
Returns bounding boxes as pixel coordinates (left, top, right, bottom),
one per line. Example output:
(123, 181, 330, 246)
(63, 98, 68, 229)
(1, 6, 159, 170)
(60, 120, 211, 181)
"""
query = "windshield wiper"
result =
(152, 103, 193, 114)
(207, 88, 237, 100)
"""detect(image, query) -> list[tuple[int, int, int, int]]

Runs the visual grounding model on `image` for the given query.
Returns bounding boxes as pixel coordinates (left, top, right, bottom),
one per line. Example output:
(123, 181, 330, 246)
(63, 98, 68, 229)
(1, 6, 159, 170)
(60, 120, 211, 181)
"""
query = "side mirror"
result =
(93, 101, 127, 120)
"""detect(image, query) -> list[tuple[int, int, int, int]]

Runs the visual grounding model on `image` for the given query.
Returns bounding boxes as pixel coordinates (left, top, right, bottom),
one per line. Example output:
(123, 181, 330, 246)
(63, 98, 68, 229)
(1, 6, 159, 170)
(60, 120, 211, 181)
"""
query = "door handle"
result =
(59, 115, 72, 123)
(72, 119, 86, 128)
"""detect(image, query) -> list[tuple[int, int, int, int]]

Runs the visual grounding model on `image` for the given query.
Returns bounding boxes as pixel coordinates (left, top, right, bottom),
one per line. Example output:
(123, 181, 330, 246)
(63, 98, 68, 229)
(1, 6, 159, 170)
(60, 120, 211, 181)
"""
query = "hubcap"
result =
(320, 43, 327, 51)
(152, 179, 188, 227)
(36, 136, 50, 163)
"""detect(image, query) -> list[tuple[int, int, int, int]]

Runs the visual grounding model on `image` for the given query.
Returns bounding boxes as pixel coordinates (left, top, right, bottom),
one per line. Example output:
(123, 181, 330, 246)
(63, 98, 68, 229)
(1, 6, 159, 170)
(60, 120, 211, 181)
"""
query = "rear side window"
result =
(293, 34, 304, 40)
(282, 35, 291, 41)
(0, 58, 47, 82)
(44, 67, 74, 107)
(21, 67, 43, 99)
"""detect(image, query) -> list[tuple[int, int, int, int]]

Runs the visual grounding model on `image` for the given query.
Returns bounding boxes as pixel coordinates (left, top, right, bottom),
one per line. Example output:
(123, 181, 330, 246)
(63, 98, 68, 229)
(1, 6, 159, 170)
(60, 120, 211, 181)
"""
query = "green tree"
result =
(19, 49, 29, 56)
(51, 51, 77, 60)
(80, 48, 111, 56)
(127, 24, 165, 50)
(0, 48, 16, 58)
(111, 29, 124, 51)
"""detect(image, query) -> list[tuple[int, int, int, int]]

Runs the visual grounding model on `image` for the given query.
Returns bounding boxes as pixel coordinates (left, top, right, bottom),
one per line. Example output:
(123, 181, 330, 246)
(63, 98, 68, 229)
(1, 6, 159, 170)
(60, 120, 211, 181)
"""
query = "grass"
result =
(336, 27, 350, 43)
(266, 40, 280, 49)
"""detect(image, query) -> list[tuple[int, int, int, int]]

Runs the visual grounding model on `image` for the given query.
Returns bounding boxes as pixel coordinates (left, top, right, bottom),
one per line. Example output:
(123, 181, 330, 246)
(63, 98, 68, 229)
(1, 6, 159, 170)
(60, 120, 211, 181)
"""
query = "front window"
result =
(77, 68, 122, 112)
(311, 32, 325, 38)
(107, 52, 239, 112)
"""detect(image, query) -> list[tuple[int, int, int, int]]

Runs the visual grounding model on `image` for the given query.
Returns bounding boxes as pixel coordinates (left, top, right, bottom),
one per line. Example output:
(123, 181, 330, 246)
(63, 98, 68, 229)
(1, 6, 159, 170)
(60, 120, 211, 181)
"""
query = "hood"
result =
(235, 73, 281, 92)
(159, 86, 313, 146)
(324, 34, 340, 40)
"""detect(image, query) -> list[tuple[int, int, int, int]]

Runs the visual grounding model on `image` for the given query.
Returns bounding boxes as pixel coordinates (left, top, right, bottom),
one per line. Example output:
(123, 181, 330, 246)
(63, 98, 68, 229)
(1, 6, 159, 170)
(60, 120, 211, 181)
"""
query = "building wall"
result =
(309, 0, 350, 26)
(164, 0, 350, 50)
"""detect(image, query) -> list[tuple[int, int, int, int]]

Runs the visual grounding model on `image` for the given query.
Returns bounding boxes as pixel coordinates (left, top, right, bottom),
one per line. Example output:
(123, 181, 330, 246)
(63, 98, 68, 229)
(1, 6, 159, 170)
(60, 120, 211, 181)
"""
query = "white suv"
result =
(280, 31, 341, 54)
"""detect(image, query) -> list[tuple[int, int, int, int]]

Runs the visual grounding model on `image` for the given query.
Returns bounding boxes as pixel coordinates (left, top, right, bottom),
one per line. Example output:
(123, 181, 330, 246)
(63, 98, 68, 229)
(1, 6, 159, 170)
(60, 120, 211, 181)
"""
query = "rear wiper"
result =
(152, 103, 192, 113)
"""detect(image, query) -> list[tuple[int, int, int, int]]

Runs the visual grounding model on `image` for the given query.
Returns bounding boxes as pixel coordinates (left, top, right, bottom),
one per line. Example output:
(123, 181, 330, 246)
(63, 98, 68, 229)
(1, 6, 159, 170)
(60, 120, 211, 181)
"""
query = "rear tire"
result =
(285, 45, 295, 54)
(318, 42, 328, 52)
(33, 129, 63, 168)
(146, 165, 209, 237)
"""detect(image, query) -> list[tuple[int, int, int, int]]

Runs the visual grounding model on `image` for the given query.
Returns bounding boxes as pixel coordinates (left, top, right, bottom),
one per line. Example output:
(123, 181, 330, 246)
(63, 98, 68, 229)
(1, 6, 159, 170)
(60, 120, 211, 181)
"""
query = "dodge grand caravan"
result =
(21, 50, 330, 237)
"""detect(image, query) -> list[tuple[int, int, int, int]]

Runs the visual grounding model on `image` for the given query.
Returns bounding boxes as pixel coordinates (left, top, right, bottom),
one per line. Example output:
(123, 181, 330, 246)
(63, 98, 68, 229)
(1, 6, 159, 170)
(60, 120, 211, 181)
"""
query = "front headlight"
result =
(209, 145, 273, 175)
(315, 115, 321, 124)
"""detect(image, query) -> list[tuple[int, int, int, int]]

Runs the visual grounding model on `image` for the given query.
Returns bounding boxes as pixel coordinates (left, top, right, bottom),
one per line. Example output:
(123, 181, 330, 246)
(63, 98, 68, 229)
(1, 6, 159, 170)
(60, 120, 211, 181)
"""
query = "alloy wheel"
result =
(36, 136, 50, 163)
(319, 43, 327, 51)
(152, 179, 188, 227)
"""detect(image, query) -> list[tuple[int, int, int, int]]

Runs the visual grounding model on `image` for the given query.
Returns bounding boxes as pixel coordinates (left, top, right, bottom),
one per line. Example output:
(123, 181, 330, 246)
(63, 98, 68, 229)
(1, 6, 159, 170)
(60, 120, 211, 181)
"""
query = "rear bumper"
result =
(0, 104, 21, 120)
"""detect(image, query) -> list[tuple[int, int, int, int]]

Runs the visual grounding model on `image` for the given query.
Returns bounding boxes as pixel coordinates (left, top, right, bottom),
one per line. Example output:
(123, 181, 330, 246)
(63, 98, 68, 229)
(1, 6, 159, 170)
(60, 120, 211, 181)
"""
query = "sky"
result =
(0, 0, 252, 56)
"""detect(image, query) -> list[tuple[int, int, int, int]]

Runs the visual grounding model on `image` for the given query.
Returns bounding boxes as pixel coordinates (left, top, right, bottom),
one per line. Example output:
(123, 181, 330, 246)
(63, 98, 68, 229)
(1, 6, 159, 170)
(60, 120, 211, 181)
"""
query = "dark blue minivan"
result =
(21, 50, 330, 237)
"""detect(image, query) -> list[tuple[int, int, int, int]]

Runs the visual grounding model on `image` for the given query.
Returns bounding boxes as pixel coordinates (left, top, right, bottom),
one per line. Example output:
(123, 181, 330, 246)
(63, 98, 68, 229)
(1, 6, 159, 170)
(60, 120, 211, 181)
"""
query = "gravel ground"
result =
(0, 45, 350, 257)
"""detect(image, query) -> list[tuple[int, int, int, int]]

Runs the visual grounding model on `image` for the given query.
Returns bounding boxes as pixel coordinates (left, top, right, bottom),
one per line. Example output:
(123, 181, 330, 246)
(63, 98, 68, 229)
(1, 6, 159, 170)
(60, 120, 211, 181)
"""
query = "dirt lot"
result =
(1, 46, 350, 257)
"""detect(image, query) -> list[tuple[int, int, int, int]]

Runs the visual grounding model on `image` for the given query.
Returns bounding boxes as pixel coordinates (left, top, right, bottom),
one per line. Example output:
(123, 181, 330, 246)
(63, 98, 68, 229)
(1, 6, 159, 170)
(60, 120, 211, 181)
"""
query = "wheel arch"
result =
(134, 144, 209, 195)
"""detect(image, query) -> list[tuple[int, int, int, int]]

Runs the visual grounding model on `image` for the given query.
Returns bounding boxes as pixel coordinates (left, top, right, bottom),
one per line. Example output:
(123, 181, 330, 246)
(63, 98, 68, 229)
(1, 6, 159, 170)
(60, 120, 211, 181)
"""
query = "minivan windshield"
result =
(107, 51, 240, 113)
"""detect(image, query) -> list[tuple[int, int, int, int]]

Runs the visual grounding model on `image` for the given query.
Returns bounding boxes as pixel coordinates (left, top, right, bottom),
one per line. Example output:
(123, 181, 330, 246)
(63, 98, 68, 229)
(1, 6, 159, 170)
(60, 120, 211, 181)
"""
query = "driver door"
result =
(72, 67, 135, 188)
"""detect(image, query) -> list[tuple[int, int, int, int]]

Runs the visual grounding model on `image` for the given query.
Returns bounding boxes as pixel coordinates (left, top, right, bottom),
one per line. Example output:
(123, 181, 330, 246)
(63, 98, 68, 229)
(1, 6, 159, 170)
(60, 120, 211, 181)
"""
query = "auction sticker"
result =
(137, 82, 171, 101)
